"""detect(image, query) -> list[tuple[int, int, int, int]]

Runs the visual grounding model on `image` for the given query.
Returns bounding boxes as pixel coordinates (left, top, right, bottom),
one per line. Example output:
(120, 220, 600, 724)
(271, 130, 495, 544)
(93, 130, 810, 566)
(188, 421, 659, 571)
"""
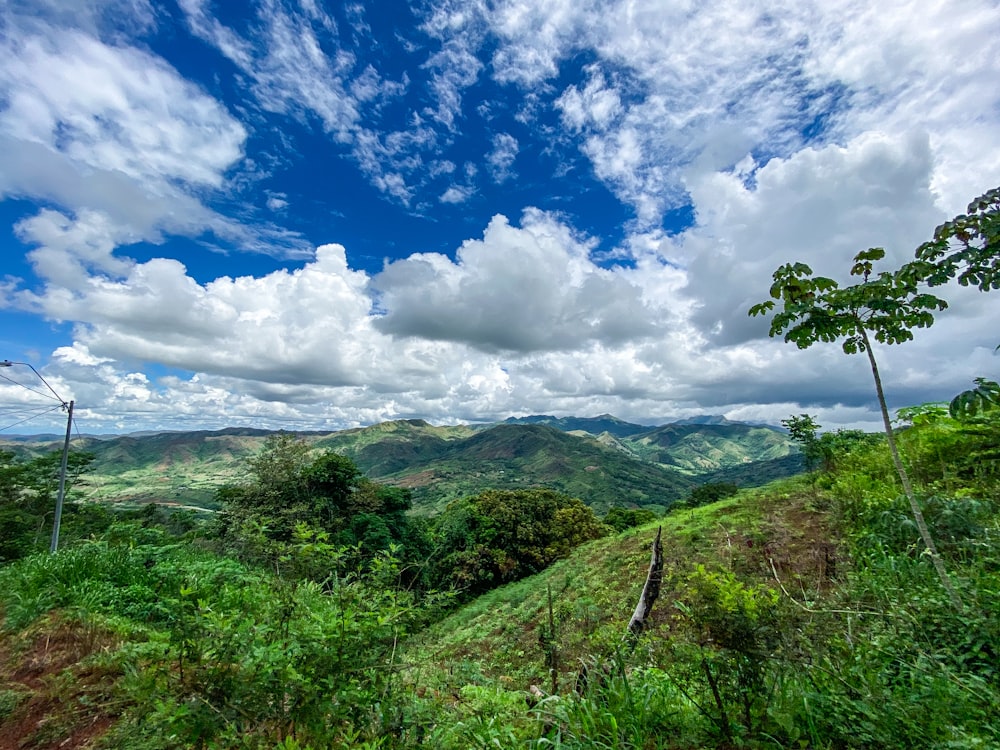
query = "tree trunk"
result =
(626, 526, 663, 641)
(859, 327, 962, 609)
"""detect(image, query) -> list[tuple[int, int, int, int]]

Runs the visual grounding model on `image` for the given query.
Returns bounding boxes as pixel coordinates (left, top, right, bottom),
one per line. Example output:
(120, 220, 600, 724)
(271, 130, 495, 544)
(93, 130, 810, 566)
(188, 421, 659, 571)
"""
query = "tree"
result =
(781, 414, 824, 471)
(781, 414, 880, 474)
(950, 377, 1000, 420)
(216, 436, 424, 575)
(603, 505, 657, 532)
(681, 482, 740, 509)
(0, 449, 95, 561)
(749, 248, 961, 606)
(910, 186, 1000, 423)
(911, 186, 1000, 291)
(431, 488, 607, 596)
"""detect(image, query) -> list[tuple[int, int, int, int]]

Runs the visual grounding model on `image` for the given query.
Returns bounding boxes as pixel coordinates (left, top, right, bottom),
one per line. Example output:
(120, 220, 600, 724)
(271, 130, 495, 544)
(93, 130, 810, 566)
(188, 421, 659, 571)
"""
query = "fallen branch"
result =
(625, 526, 663, 642)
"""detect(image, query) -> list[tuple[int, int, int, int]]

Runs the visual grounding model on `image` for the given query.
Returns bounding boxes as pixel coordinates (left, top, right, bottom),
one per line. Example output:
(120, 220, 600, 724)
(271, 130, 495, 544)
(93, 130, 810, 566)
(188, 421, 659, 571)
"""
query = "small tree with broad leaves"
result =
(907, 187, 1000, 422)
(950, 376, 1000, 420)
(910, 186, 1000, 291)
(749, 247, 961, 607)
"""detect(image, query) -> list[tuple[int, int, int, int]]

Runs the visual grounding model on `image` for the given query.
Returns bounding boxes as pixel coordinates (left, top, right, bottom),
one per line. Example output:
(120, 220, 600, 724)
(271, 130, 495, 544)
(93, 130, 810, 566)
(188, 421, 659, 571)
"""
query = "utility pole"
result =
(50, 399, 74, 552)
(0, 360, 74, 552)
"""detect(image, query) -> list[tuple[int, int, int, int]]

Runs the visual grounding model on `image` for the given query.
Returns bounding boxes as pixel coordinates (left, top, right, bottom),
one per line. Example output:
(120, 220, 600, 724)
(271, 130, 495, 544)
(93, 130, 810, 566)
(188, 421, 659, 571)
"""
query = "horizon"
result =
(0, 411, 783, 439)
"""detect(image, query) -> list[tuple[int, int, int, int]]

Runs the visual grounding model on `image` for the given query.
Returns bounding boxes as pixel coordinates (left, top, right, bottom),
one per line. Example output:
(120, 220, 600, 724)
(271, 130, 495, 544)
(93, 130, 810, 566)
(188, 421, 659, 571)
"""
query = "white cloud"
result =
(486, 132, 518, 183)
(0, 29, 245, 188)
(266, 193, 289, 211)
(555, 68, 621, 131)
(372, 210, 664, 352)
(411, 0, 1000, 226)
(418, 0, 489, 127)
(439, 185, 475, 204)
(15, 209, 135, 289)
(6, 0, 157, 39)
(0, 17, 312, 261)
(676, 131, 942, 346)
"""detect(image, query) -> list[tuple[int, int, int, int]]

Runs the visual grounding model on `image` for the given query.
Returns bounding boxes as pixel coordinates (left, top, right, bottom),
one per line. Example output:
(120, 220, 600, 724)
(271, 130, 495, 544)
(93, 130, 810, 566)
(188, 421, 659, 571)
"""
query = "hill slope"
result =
(620, 422, 796, 474)
(406, 477, 836, 688)
(370, 423, 696, 513)
(0, 416, 799, 511)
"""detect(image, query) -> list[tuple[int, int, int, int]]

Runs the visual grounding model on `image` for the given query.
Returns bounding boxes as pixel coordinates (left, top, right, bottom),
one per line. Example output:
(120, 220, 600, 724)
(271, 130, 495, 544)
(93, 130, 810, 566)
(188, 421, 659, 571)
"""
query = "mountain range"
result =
(1, 416, 803, 513)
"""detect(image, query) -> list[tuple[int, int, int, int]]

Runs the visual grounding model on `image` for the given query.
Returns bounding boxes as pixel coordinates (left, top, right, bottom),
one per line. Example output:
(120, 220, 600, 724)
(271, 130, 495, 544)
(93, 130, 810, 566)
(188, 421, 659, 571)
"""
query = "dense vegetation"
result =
(0, 418, 801, 513)
(1, 400, 998, 748)
(1, 187, 998, 748)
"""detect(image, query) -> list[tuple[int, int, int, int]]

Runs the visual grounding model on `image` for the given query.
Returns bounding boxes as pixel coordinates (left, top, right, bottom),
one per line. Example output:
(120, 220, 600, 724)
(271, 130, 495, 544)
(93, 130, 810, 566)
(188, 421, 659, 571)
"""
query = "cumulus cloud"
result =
(677, 131, 944, 346)
(0, 16, 310, 260)
(3, 0, 999, 436)
(372, 210, 663, 352)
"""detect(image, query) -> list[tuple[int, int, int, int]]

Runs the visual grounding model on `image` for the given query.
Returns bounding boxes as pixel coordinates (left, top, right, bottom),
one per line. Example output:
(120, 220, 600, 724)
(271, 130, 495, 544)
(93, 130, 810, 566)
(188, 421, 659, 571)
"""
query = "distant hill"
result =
(0, 415, 803, 512)
(619, 422, 795, 474)
(502, 414, 649, 438)
(371, 423, 695, 514)
(698, 453, 806, 488)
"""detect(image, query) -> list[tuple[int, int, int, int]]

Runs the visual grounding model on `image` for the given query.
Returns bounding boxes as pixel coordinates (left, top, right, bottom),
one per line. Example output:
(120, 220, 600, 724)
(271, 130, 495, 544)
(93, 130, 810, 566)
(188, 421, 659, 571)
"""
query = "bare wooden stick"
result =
(626, 526, 663, 640)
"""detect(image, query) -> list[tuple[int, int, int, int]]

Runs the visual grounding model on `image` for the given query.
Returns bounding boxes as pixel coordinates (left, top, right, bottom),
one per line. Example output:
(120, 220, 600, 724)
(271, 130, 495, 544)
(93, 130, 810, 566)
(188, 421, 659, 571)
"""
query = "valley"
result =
(0, 415, 803, 513)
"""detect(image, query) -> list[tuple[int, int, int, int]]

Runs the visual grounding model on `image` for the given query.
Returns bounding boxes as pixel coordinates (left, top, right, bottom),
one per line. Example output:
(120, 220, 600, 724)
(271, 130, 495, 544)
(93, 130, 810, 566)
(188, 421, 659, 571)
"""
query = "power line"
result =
(0, 404, 65, 420)
(0, 371, 63, 402)
(0, 402, 67, 433)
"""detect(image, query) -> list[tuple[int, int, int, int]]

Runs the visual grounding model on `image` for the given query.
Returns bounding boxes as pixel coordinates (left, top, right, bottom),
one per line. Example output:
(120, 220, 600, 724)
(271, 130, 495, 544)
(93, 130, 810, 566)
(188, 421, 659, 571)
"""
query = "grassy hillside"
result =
(6, 418, 784, 513)
(0, 406, 998, 748)
(372, 423, 696, 513)
(619, 422, 796, 474)
(407, 479, 833, 687)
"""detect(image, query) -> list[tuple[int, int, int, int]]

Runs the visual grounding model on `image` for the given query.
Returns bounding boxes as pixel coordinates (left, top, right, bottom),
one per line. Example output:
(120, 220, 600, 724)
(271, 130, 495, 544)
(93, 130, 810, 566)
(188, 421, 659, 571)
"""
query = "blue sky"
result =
(1, 0, 999, 435)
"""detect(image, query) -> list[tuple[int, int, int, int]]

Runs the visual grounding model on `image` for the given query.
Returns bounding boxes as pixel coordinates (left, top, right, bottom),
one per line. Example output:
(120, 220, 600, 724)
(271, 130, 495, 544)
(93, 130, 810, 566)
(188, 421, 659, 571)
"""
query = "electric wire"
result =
(0, 402, 66, 432)
(0, 371, 63, 402)
(0, 404, 64, 421)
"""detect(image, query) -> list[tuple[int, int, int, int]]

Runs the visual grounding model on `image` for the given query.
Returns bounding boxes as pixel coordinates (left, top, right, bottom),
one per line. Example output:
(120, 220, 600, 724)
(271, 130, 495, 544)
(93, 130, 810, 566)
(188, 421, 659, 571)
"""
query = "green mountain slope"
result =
(408, 477, 834, 689)
(502, 413, 649, 438)
(620, 423, 797, 475)
(365, 423, 695, 514)
(0, 417, 799, 512)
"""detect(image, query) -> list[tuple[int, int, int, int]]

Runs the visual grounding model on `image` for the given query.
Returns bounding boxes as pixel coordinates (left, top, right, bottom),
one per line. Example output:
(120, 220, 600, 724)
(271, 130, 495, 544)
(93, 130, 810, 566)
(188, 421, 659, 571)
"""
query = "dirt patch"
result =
(0, 615, 125, 750)
(393, 469, 437, 488)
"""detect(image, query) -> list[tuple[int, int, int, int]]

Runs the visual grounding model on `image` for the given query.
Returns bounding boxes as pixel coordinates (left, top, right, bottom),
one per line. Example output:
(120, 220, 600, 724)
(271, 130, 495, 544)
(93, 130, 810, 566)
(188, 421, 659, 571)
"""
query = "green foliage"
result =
(912, 185, 1000, 290)
(950, 377, 1000, 420)
(679, 481, 740, 508)
(530, 662, 694, 749)
(432, 489, 607, 596)
(782, 414, 883, 478)
(0, 532, 423, 749)
(0, 448, 96, 562)
(216, 434, 427, 578)
(667, 566, 783, 743)
(602, 505, 657, 532)
(749, 247, 948, 354)
(781, 413, 823, 470)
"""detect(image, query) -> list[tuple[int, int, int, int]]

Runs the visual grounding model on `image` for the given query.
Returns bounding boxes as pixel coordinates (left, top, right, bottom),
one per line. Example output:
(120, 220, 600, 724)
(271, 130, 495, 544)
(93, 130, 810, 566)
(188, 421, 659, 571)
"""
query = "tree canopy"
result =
(431, 488, 607, 596)
(216, 434, 425, 574)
